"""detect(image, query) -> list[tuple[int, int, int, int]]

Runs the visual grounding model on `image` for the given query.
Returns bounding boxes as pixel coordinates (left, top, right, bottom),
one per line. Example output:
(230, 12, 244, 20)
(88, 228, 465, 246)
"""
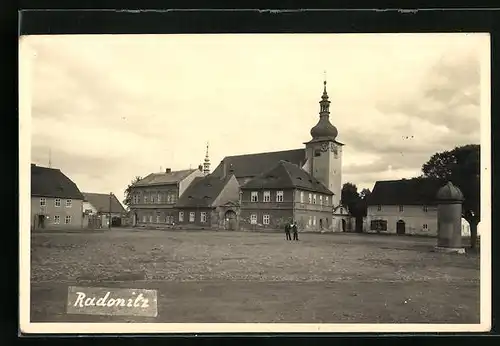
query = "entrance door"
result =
(396, 220, 406, 235)
(342, 219, 346, 232)
(225, 210, 237, 230)
(38, 214, 45, 229)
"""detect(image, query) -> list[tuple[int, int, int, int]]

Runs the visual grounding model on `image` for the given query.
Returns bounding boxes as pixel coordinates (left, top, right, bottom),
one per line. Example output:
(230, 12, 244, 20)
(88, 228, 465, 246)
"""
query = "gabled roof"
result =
(31, 164, 84, 199)
(175, 174, 234, 208)
(241, 160, 333, 195)
(368, 178, 445, 206)
(212, 149, 306, 179)
(133, 169, 196, 187)
(83, 192, 127, 214)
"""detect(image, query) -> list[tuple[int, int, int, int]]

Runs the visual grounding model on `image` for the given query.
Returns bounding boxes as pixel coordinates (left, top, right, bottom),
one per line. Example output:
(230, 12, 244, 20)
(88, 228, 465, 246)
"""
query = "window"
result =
(157, 193, 162, 203)
(325, 196, 329, 205)
(179, 212, 184, 222)
(250, 214, 257, 224)
(399, 205, 404, 212)
(313, 216, 317, 226)
(313, 194, 317, 204)
(142, 215, 147, 223)
(66, 199, 72, 208)
(65, 215, 71, 224)
(149, 215, 153, 223)
(251, 191, 258, 202)
(189, 212, 195, 222)
(300, 191, 304, 203)
(370, 219, 388, 231)
(263, 214, 270, 225)
(144, 195, 148, 203)
(308, 216, 312, 226)
(308, 193, 312, 204)
(276, 190, 284, 202)
(156, 215, 160, 223)
(40, 198, 46, 207)
(423, 223, 428, 230)
(263, 191, 271, 202)
(319, 195, 323, 205)
(423, 205, 428, 212)
(55, 198, 61, 207)
(54, 215, 60, 224)
(200, 212, 207, 223)
(377, 205, 382, 211)
(340, 207, 344, 214)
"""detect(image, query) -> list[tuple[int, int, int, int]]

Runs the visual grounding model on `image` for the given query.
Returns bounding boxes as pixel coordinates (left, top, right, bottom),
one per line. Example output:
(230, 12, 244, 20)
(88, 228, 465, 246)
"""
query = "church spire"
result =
(319, 75, 330, 115)
(203, 142, 210, 176)
(309, 76, 338, 141)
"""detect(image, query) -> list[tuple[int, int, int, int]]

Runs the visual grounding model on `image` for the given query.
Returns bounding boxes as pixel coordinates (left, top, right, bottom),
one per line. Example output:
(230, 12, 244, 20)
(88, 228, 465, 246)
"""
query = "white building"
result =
(367, 178, 471, 237)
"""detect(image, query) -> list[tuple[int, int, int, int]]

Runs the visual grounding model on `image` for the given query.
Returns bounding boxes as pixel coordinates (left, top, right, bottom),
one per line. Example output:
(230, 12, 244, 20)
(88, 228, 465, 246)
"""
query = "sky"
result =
(20, 33, 489, 204)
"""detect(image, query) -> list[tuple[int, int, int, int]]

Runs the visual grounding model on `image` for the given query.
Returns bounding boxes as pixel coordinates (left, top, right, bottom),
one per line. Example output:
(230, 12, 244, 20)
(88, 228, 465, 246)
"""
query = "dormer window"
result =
(251, 191, 258, 202)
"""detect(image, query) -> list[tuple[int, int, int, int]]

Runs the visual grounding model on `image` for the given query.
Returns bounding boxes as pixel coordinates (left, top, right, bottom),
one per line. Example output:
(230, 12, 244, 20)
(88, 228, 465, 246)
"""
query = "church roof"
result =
(212, 149, 306, 179)
(175, 174, 234, 208)
(31, 164, 84, 200)
(241, 160, 333, 195)
(368, 178, 445, 206)
(133, 169, 197, 187)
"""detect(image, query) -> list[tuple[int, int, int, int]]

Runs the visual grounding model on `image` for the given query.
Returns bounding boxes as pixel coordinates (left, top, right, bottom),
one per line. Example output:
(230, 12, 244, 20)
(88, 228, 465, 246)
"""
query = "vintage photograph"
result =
(19, 33, 490, 333)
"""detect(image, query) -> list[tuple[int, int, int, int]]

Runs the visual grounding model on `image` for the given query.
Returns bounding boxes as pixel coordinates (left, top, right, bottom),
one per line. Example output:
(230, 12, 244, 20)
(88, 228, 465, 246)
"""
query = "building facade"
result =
(129, 167, 204, 227)
(31, 164, 84, 230)
(240, 160, 334, 231)
(83, 192, 127, 228)
(175, 174, 240, 229)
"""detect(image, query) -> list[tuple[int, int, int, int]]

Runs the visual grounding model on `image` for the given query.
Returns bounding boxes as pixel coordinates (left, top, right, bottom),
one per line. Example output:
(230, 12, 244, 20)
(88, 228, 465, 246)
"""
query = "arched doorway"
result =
(396, 220, 406, 235)
(342, 219, 346, 232)
(225, 210, 237, 230)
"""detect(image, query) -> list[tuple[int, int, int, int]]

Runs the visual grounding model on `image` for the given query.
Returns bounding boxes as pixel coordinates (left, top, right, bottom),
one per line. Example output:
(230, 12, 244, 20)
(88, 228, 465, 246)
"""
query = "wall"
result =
(240, 208, 293, 231)
(31, 196, 83, 230)
(178, 169, 204, 197)
(130, 184, 179, 226)
(175, 207, 215, 229)
(366, 204, 438, 236)
(292, 189, 333, 231)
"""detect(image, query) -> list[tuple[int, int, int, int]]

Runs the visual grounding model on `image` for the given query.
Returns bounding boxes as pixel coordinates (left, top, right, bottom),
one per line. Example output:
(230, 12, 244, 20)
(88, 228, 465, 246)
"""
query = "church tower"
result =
(203, 142, 211, 176)
(304, 79, 344, 207)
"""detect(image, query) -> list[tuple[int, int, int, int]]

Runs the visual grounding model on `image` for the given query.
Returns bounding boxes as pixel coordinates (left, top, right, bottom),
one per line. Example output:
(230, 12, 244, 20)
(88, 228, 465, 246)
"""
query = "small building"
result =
(175, 174, 240, 229)
(31, 164, 84, 230)
(82, 192, 127, 228)
(240, 160, 334, 231)
(332, 204, 352, 232)
(129, 166, 204, 227)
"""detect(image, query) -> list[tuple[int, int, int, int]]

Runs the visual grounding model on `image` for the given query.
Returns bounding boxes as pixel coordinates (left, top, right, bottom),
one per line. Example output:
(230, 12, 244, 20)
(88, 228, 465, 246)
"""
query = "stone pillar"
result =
(435, 181, 465, 254)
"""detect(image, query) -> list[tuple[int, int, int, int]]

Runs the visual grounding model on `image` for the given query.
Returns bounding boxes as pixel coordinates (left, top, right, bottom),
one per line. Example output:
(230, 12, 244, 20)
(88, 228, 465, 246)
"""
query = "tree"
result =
(123, 176, 143, 211)
(422, 144, 480, 249)
(341, 182, 360, 214)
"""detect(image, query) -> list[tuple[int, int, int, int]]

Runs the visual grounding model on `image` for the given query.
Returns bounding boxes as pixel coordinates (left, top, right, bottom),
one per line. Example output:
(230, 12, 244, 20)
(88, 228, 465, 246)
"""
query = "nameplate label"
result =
(66, 286, 158, 317)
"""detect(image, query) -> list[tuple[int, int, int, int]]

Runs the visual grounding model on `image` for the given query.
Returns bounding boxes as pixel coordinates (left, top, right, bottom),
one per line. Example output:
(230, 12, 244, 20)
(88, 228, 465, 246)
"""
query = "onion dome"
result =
(436, 181, 464, 202)
(310, 80, 338, 140)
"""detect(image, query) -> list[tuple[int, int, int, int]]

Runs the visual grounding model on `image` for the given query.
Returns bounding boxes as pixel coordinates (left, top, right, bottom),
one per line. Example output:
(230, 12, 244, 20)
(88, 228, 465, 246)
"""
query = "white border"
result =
(19, 33, 491, 334)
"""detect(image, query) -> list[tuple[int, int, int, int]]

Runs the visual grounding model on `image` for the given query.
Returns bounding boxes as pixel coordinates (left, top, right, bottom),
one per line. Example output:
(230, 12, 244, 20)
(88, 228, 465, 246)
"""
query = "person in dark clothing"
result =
(284, 222, 292, 241)
(292, 221, 299, 241)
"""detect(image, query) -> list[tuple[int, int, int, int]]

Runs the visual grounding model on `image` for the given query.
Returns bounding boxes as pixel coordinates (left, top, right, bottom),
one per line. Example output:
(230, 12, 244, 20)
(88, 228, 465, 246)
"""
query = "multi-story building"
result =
(31, 164, 84, 230)
(240, 160, 334, 231)
(129, 166, 204, 226)
(211, 79, 344, 231)
(175, 173, 240, 229)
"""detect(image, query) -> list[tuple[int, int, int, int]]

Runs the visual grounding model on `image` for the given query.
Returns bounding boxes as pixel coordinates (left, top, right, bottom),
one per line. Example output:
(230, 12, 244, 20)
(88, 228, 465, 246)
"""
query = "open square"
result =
(30, 229, 480, 323)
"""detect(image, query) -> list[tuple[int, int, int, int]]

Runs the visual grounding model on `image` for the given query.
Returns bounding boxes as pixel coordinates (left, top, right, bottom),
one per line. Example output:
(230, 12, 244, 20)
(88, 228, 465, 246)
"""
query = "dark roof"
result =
(368, 178, 445, 206)
(134, 169, 196, 187)
(83, 192, 127, 214)
(241, 160, 333, 195)
(31, 164, 84, 199)
(212, 149, 306, 179)
(175, 175, 234, 208)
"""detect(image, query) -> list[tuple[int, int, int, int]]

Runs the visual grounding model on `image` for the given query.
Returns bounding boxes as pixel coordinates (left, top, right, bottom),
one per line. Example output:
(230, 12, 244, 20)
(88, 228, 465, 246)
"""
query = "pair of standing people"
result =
(285, 221, 299, 241)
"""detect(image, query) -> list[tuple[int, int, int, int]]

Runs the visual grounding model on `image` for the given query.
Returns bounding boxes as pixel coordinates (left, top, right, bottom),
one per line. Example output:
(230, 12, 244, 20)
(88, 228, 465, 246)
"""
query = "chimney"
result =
(229, 164, 234, 175)
(198, 164, 203, 172)
(221, 160, 227, 179)
(166, 168, 171, 173)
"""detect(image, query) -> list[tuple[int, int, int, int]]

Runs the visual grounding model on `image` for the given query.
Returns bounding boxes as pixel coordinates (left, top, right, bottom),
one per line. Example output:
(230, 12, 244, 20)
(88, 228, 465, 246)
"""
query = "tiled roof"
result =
(31, 164, 84, 199)
(83, 192, 127, 214)
(368, 178, 445, 206)
(241, 160, 333, 195)
(212, 149, 306, 179)
(133, 169, 196, 187)
(175, 175, 234, 208)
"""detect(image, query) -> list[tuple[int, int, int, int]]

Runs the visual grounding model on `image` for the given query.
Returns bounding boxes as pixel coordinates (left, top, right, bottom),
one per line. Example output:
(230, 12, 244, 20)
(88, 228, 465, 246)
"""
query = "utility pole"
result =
(109, 192, 112, 229)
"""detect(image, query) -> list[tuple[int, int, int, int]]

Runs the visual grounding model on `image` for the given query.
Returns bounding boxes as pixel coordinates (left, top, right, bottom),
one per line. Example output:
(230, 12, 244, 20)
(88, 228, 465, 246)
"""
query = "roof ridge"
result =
(223, 148, 304, 159)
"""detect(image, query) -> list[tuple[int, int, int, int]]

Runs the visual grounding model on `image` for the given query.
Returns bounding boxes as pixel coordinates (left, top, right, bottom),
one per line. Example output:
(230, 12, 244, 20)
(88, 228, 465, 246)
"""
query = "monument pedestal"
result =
(434, 246, 466, 254)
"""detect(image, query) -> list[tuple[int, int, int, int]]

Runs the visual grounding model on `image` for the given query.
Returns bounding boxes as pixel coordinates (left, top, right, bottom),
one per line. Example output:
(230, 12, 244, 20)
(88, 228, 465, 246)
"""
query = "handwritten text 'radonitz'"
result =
(73, 291, 150, 308)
